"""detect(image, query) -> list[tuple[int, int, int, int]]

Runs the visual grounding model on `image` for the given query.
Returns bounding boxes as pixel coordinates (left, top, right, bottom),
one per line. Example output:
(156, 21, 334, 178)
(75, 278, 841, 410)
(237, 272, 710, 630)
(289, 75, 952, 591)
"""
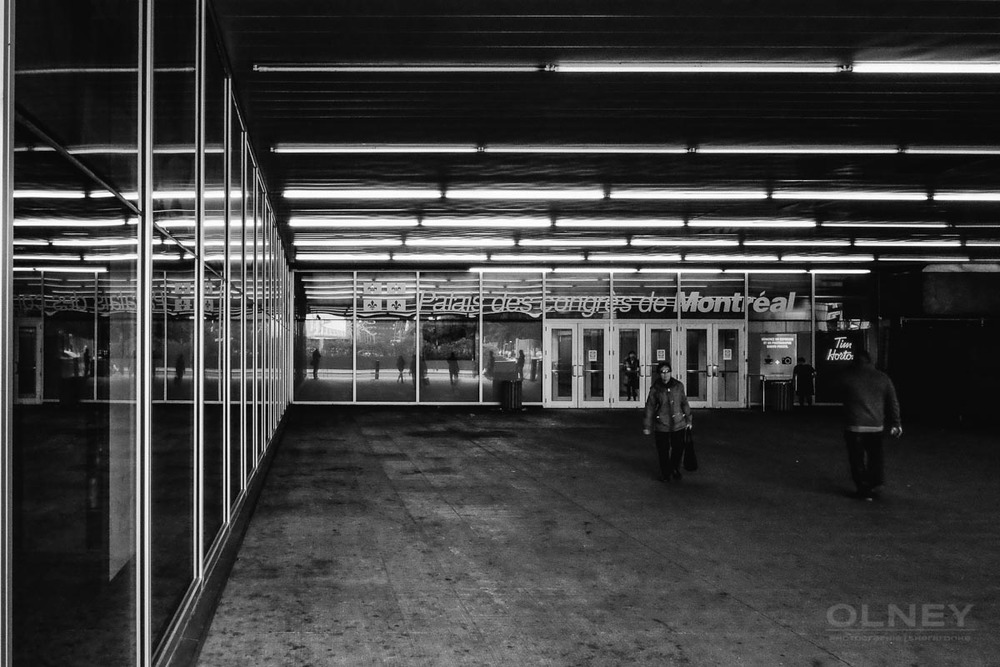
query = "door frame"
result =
(542, 320, 612, 408)
(680, 320, 746, 409)
(611, 321, 677, 408)
(14, 317, 44, 404)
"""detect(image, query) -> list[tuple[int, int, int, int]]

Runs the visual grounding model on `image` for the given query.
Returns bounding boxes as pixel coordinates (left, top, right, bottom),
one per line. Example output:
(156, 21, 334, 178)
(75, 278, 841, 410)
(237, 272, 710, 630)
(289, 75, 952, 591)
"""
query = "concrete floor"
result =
(197, 405, 999, 666)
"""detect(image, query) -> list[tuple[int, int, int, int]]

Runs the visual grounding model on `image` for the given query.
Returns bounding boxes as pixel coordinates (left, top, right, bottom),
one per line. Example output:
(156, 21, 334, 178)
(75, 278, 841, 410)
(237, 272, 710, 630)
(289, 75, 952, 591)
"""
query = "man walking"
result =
(840, 350, 902, 501)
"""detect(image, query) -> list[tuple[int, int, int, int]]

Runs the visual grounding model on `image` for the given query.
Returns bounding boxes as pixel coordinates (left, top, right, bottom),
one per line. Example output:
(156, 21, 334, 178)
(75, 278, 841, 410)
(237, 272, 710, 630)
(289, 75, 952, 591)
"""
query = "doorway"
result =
(15, 319, 44, 404)
(614, 323, 675, 407)
(682, 321, 745, 408)
(543, 321, 611, 407)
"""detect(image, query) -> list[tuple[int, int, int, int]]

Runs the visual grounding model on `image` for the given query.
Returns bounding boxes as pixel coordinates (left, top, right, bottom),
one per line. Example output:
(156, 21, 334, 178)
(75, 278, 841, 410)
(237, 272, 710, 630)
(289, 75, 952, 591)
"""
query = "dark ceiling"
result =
(210, 0, 1000, 273)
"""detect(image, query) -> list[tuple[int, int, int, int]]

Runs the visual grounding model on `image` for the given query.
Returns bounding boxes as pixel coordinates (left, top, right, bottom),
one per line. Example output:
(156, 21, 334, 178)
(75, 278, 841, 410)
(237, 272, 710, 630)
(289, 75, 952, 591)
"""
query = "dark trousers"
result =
(844, 431, 885, 494)
(654, 430, 685, 477)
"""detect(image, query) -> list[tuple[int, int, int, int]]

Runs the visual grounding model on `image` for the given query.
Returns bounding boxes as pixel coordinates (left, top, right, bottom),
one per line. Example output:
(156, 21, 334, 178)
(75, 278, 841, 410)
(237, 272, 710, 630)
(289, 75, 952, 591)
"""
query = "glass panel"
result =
(151, 0, 198, 645)
(815, 274, 874, 401)
(649, 328, 673, 380)
(550, 328, 574, 402)
(582, 327, 605, 402)
(356, 272, 417, 402)
(482, 272, 543, 403)
(418, 273, 479, 402)
(228, 98, 244, 509)
(12, 0, 140, 661)
(716, 328, 740, 403)
(618, 328, 640, 402)
(611, 273, 677, 320)
(685, 328, 708, 401)
(677, 274, 746, 320)
(545, 274, 611, 319)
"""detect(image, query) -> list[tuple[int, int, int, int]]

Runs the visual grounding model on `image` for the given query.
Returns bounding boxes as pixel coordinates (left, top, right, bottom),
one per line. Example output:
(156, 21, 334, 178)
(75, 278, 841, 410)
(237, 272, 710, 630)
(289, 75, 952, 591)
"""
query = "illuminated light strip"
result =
(878, 255, 970, 262)
(13, 253, 81, 261)
(519, 238, 627, 247)
(52, 238, 139, 247)
(854, 240, 962, 248)
(83, 253, 139, 262)
(631, 238, 739, 247)
(469, 267, 553, 273)
(611, 189, 766, 200)
(405, 238, 514, 247)
(12, 239, 49, 246)
(638, 268, 722, 274)
(852, 62, 1000, 74)
(392, 253, 488, 262)
(489, 254, 584, 262)
(292, 239, 402, 247)
(723, 269, 808, 274)
(13, 266, 108, 273)
(587, 253, 682, 262)
(744, 239, 851, 246)
(772, 191, 928, 201)
(556, 219, 684, 228)
(254, 64, 541, 73)
(687, 219, 815, 228)
(283, 188, 441, 199)
(684, 254, 780, 262)
(781, 255, 875, 262)
(273, 143, 477, 154)
(821, 221, 949, 229)
(966, 241, 1000, 247)
(810, 269, 871, 274)
(13, 189, 86, 199)
(487, 145, 687, 154)
(933, 192, 1000, 202)
(422, 217, 551, 228)
(288, 218, 418, 229)
(295, 253, 392, 261)
(907, 147, 1000, 155)
(446, 188, 604, 200)
(556, 62, 841, 73)
(698, 146, 897, 155)
(551, 266, 637, 273)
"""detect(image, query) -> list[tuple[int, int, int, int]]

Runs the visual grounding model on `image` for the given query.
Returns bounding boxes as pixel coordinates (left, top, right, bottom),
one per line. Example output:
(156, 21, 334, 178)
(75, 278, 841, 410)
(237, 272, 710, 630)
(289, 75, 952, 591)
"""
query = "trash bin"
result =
(498, 379, 523, 411)
(763, 379, 792, 412)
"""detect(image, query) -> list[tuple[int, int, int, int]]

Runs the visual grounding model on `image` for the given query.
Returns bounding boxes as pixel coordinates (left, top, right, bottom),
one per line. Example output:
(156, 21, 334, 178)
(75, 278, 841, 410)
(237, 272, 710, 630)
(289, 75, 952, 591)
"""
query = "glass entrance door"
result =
(683, 322, 744, 408)
(615, 324, 674, 407)
(544, 322, 610, 407)
(15, 319, 44, 404)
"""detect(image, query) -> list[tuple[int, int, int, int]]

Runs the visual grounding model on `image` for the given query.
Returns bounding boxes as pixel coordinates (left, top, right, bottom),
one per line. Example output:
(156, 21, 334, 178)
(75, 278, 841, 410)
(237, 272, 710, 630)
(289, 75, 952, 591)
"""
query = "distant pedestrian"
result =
(643, 361, 693, 482)
(793, 357, 816, 406)
(396, 355, 406, 383)
(839, 350, 902, 501)
(174, 353, 186, 384)
(83, 347, 93, 378)
(447, 352, 460, 386)
(622, 350, 640, 401)
(516, 350, 526, 380)
(311, 348, 321, 379)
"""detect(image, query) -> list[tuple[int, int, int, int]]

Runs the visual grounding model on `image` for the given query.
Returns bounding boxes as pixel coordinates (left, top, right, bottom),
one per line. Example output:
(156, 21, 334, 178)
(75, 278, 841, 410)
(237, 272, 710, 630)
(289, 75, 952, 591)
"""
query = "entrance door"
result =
(544, 322, 610, 407)
(615, 323, 674, 407)
(682, 321, 744, 408)
(15, 319, 44, 404)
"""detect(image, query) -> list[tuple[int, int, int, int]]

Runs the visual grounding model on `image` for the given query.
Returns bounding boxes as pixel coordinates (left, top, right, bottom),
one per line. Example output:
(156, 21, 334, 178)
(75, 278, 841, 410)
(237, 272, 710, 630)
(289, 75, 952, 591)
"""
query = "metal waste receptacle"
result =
(763, 379, 792, 412)
(498, 379, 523, 411)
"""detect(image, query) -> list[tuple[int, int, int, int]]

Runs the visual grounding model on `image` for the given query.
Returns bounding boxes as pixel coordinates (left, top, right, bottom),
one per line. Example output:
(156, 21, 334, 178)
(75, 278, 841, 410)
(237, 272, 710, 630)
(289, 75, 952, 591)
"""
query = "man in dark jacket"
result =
(643, 361, 693, 482)
(840, 350, 902, 501)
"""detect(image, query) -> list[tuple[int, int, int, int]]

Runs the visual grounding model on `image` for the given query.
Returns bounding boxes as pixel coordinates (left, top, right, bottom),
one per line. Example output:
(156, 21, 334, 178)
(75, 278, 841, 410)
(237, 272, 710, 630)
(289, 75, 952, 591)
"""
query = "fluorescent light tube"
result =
(933, 192, 1000, 202)
(772, 190, 928, 201)
(781, 255, 874, 262)
(283, 188, 441, 199)
(723, 269, 807, 274)
(51, 238, 139, 247)
(404, 238, 514, 247)
(487, 144, 687, 155)
(446, 188, 604, 200)
(555, 218, 684, 228)
(611, 189, 767, 200)
(469, 267, 553, 273)
(13, 189, 86, 199)
(744, 239, 850, 246)
(821, 221, 949, 229)
(697, 145, 897, 155)
(392, 253, 488, 262)
(854, 240, 961, 248)
(295, 253, 392, 261)
(254, 64, 540, 73)
(288, 217, 418, 229)
(810, 269, 871, 274)
(273, 143, 477, 154)
(631, 238, 740, 247)
(551, 267, 637, 273)
(687, 219, 816, 228)
(519, 238, 627, 247)
(587, 253, 682, 262)
(421, 217, 551, 228)
(852, 62, 1000, 74)
(638, 268, 722, 274)
(14, 266, 107, 273)
(489, 254, 584, 262)
(684, 254, 780, 262)
(557, 62, 840, 74)
(878, 255, 970, 262)
(292, 239, 402, 247)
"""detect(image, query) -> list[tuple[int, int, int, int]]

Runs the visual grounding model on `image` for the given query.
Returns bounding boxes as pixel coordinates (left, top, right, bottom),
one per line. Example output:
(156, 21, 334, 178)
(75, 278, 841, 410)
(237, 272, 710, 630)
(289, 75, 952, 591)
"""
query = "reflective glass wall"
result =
(4, 2, 293, 665)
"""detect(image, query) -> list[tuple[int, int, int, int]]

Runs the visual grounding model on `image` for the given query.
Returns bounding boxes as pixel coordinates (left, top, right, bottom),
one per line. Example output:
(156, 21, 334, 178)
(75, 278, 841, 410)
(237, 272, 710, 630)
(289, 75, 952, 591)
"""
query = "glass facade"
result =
(3, 2, 292, 665)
